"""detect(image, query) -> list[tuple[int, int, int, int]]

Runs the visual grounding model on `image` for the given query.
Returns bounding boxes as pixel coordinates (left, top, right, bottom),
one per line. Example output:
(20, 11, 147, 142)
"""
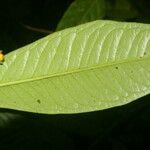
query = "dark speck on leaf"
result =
(37, 99, 41, 104)
(144, 52, 146, 55)
(115, 67, 118, 69)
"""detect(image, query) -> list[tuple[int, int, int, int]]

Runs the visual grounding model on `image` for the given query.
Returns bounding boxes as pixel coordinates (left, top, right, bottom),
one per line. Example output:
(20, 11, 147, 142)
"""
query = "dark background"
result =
(0, 0, 150, 53)
(0, 0, 73, 53)
(0, 0, 150, 149)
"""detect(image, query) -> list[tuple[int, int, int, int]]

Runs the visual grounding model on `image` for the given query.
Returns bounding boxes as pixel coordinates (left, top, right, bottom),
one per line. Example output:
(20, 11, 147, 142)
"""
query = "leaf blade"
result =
(56, 0, 106, 30)
(0, 20, 150, 114)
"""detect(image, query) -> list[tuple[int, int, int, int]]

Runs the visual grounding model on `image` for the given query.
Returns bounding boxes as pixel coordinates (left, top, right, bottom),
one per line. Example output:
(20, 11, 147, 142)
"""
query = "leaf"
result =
(56, 0, 106, 30)
(0, 20, 150, 114)
(0, 112, 19, 127)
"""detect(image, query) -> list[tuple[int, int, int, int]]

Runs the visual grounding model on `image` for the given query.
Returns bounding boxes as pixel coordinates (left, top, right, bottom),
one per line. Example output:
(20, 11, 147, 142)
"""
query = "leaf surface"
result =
(0, 20, 150, 114)
(56, 0, 105, 30)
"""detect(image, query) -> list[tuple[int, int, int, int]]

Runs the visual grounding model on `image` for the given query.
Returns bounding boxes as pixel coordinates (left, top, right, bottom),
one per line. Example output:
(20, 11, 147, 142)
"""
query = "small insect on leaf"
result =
(0, 50, 4, 65)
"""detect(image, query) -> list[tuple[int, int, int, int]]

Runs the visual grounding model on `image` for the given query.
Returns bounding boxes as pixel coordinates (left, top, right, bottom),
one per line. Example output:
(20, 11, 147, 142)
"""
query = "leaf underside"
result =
(0, 20, 150, 114)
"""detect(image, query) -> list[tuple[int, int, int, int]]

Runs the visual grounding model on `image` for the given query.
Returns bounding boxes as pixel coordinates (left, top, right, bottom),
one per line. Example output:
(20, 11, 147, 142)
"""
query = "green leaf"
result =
(0, 20, 150, 114)
(56, 0, 106, 30)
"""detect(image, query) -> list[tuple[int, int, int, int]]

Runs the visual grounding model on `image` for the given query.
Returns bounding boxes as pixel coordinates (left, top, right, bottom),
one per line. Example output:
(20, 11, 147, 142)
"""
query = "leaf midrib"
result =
(0, 56, 149, 87)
